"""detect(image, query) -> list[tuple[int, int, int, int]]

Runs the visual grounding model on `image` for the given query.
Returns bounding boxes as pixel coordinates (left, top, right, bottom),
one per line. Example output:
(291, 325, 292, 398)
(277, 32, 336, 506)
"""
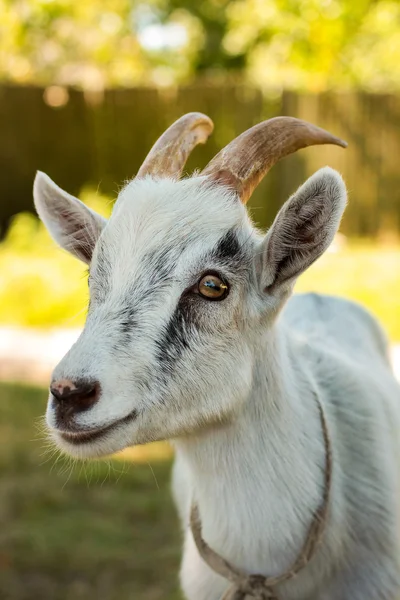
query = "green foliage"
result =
(0, 0, 148, 87)
(0, 381, 181, 600)
(2, 0, 400, 90)
(224, 0, 400, 92)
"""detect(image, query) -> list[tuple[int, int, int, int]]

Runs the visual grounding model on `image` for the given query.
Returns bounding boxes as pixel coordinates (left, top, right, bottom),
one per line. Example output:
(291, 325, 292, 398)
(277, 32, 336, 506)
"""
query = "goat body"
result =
(33, 115, 400, 600)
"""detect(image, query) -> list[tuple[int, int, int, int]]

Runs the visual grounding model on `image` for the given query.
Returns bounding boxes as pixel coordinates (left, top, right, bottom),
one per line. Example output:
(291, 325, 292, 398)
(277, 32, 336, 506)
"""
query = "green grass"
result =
(0, 382, 182, 600)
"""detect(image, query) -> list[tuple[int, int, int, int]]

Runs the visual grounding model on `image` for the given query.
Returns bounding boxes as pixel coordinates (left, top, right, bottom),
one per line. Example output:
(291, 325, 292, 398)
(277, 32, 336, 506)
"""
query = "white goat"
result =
(34, 113, 400, 600)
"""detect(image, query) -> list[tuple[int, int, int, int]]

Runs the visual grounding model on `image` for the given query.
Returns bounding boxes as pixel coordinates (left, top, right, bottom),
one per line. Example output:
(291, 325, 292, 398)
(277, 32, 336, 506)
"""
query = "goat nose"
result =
(50, 378, 100, 415)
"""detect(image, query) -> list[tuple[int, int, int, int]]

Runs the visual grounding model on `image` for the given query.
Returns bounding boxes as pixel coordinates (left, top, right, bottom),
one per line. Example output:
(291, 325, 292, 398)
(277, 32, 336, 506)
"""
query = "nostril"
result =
(80, 384, 97, 399)
(50, 379, 101, 414)
(75, 382, 100, 410)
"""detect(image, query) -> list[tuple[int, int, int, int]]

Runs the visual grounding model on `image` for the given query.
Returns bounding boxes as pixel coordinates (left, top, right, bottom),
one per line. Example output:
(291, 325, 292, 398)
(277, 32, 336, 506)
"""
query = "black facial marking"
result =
(148, 256, 172, 285)
(211, 228, 243, 266)
(118, 306, 137, 335)
(146, 246, 177, 284)
(155, 229, 245, 372)
(110, 306, 138, 351)
(123, 246, 177, 304)
(155, 300, 194, 372)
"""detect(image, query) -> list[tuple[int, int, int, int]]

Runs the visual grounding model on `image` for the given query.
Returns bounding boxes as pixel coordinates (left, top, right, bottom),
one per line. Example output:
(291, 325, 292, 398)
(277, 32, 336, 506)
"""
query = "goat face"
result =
(34, 114, 347, 458)
(35, 175, 260, 457)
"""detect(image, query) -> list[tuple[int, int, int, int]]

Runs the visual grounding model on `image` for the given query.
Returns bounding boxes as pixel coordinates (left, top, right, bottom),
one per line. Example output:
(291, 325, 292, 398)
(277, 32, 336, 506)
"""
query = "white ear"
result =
(259, 167, 347, 293)
(33, 171, 106, 264)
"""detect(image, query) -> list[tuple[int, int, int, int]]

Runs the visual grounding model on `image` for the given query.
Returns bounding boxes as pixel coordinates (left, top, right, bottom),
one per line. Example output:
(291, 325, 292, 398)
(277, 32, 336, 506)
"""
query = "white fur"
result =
(34, 167, 400, 600)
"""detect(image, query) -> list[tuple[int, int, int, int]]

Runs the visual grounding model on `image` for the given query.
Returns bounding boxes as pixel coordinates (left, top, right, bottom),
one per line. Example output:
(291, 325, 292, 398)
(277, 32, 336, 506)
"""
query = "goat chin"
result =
(49, 428, 126, 460)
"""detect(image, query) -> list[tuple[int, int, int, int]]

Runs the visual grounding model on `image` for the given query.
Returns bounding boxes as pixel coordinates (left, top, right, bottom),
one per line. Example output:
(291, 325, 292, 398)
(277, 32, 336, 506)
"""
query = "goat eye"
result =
(198, 274, 229, 300)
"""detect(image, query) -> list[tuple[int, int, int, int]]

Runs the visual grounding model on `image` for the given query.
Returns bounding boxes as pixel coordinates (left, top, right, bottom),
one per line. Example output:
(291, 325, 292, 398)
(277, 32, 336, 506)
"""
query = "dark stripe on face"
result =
(155, 230, 244, 371)
(118, 306, 137, 335)
(210, 228, 244, 266)
(155, 299, 195, 372)
(145, 246, 176, 287)
(108, 306, 138, 351)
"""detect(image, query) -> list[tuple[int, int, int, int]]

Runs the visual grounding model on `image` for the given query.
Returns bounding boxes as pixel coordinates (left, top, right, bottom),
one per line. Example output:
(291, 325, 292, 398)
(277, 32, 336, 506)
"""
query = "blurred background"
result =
(0, 1, 399, 599)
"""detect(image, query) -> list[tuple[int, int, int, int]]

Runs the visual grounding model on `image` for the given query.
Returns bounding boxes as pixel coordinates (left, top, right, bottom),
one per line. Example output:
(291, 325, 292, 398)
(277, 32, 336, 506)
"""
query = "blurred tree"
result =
(0, 0, 148, 88)
(2, 0, 400, 91)
(223, 0, 400, 92)
(158, 0, 246, 74)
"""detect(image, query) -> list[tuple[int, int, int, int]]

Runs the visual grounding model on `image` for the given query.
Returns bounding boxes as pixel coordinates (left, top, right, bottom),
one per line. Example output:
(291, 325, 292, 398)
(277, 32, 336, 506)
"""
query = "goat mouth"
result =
(57, 410, 138, 445)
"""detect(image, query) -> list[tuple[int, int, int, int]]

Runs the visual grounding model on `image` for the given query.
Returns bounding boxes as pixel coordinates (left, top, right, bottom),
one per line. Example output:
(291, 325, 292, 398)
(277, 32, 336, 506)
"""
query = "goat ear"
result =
(33, 171, 106, 264)
(259, 167, 347, 294)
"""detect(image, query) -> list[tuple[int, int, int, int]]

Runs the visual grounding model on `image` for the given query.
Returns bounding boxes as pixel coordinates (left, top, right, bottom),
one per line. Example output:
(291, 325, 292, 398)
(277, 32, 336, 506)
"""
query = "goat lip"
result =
(56, 410, 138, 445)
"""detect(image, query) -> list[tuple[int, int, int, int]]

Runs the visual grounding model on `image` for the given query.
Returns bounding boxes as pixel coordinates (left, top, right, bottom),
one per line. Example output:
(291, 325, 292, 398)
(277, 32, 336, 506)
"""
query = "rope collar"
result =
(190, 395, 332, 600)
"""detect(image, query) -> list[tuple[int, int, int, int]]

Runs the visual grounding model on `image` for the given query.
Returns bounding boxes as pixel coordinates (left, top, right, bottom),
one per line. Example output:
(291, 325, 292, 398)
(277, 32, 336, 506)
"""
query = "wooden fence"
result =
(1, 84, 400, 238)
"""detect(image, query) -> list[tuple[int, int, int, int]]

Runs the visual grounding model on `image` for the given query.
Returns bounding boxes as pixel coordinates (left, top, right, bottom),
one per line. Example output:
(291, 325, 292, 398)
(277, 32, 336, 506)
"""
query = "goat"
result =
(34, 113, 400, 600)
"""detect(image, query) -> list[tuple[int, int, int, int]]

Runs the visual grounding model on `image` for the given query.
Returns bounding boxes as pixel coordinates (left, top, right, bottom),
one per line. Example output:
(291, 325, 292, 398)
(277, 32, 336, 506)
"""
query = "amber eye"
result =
(198, 273, 229, 300)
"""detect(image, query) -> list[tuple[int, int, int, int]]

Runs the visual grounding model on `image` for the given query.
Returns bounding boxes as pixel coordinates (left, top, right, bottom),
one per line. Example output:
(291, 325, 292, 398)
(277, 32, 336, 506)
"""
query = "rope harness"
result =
(190, 397, 332, 600)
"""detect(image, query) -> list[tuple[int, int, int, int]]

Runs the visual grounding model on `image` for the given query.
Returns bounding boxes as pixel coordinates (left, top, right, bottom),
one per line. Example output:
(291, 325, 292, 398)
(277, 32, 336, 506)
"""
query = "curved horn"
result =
(201, 116, 347, 204)
(137, 112, 214, 179)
